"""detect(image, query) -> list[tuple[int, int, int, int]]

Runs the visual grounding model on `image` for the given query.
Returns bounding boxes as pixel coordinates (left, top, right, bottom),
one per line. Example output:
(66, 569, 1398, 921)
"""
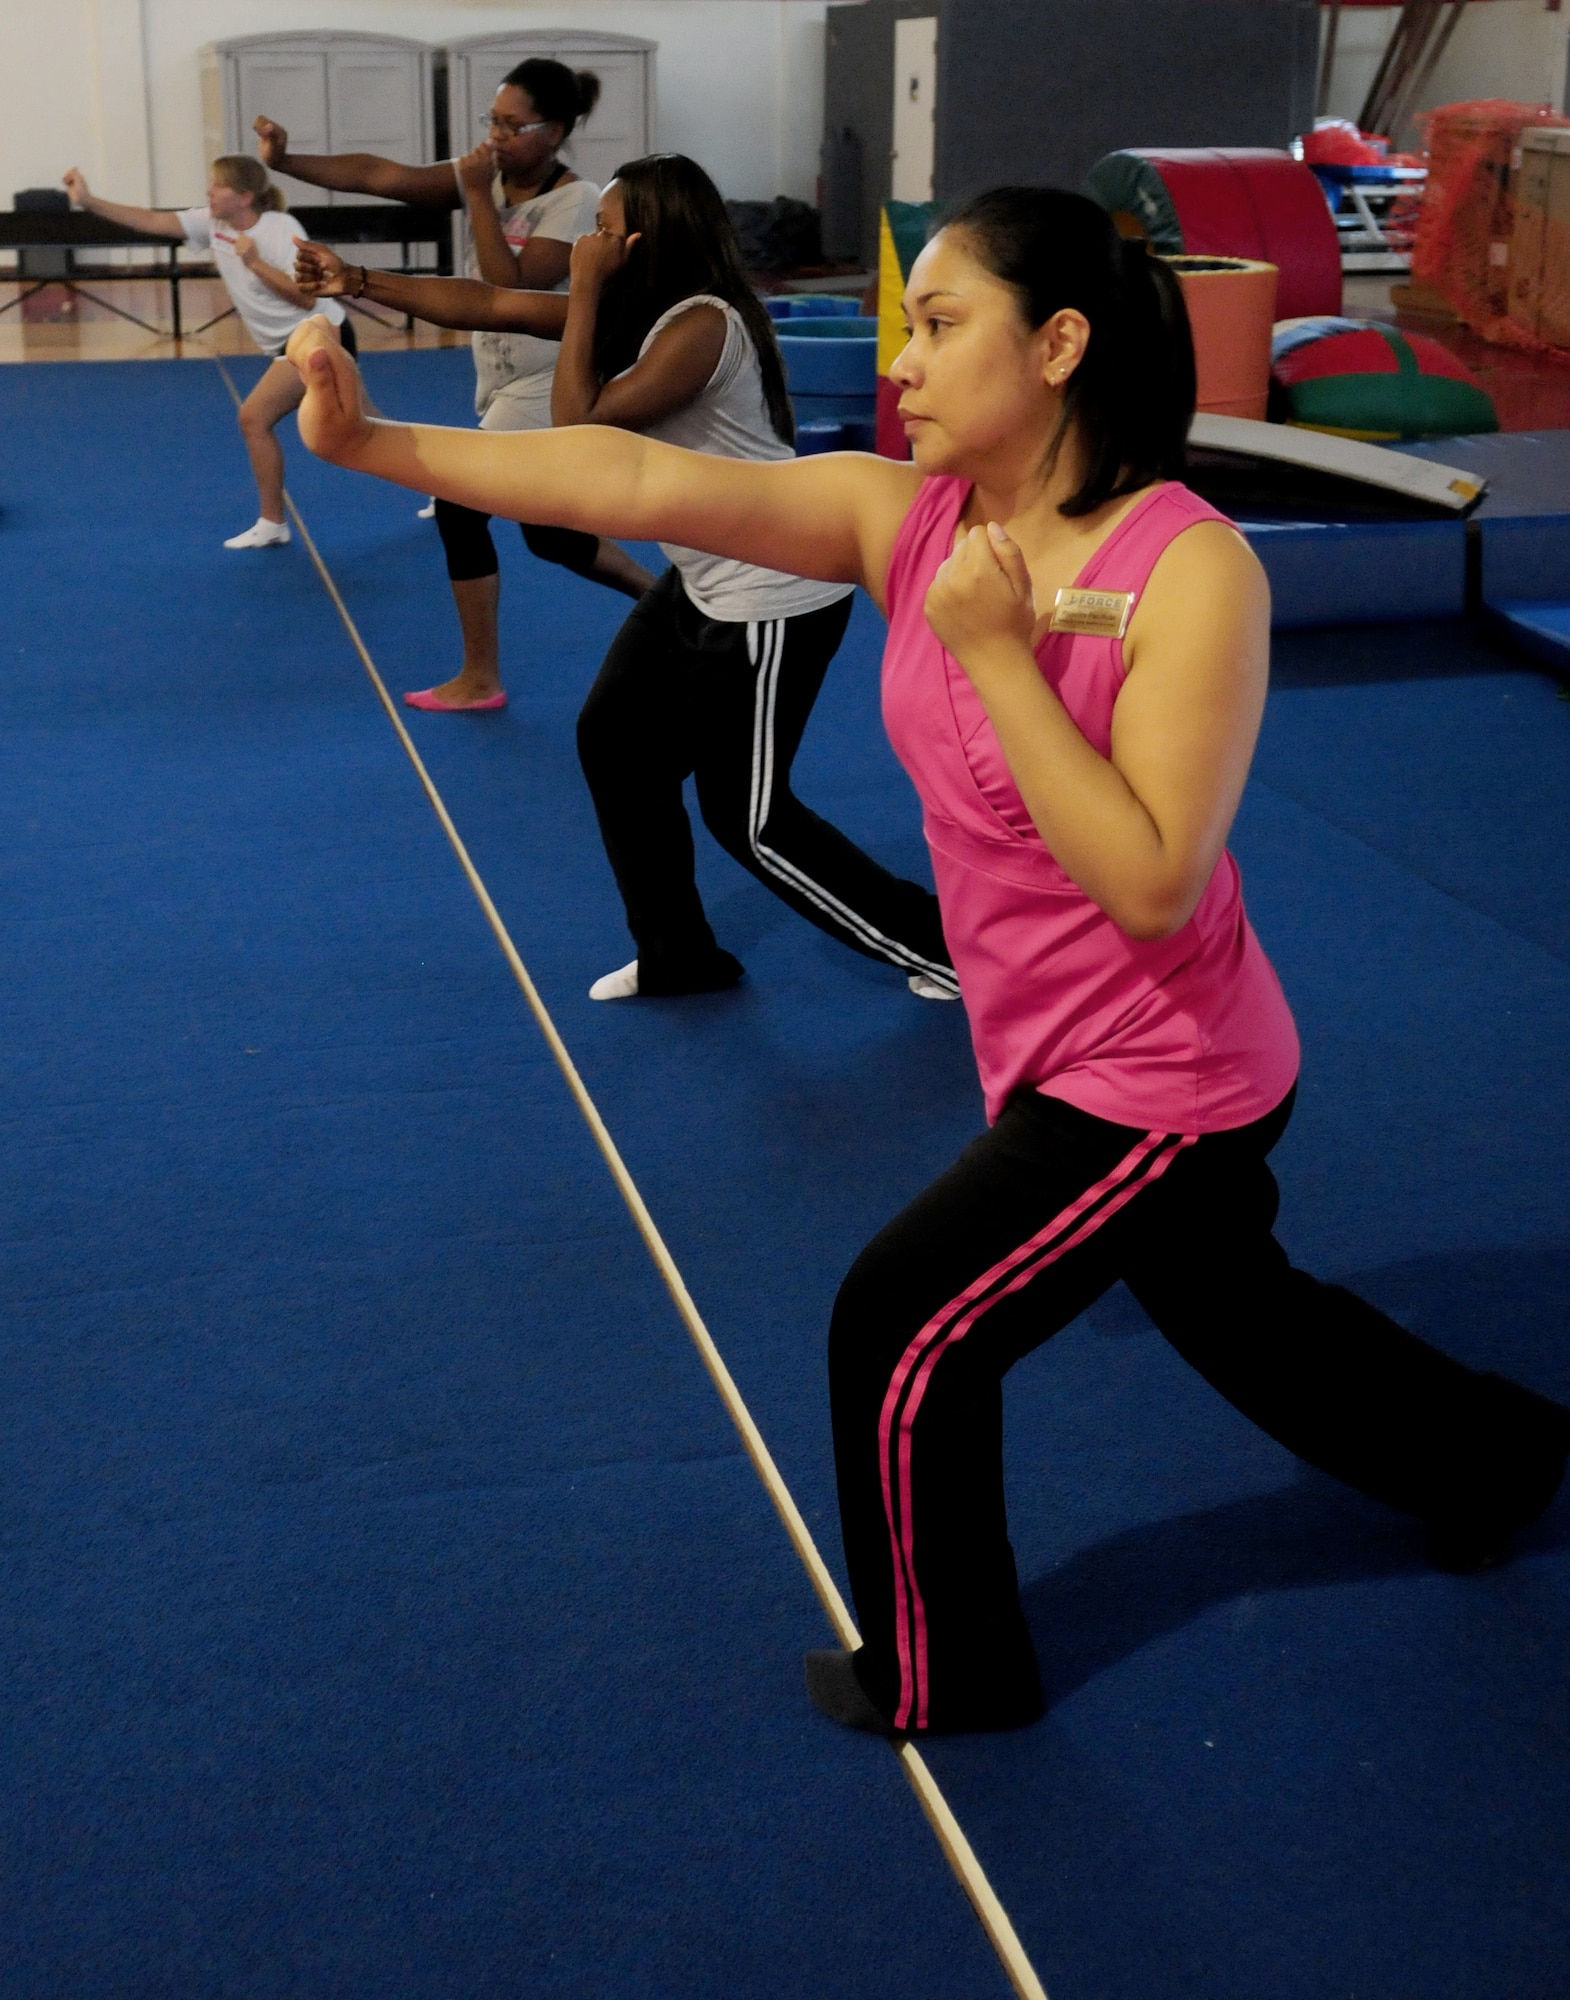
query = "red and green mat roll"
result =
(1083, 148, 1342, 321)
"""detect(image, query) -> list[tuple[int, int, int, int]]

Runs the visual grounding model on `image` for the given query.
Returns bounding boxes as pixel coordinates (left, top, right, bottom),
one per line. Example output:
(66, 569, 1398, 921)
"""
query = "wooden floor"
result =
(0, 277, 464, 364)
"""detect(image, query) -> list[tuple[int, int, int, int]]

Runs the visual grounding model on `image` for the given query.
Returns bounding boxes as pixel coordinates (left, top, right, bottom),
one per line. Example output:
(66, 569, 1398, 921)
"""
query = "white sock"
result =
(589, 959, 640, 1001)
(224, 517, 290, 550)
(907, 972, 961, 1001)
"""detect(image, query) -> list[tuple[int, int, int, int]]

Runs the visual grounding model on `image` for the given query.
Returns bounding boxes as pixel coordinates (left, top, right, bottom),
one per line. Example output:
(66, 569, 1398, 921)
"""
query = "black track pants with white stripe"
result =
(829, 1087, 1570, 1734)
(575, 569, 954, 994)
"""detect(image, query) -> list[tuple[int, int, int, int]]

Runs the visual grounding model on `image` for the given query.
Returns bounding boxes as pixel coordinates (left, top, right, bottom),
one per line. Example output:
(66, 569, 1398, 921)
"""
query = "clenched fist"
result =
(294, 238, 350, 296)
(286, 317, 374, 465)
(455, 141, 496, 195)
(252, 117, 288, 170)
(569, 225, 639, 292)
(924, 521, 1038, 671)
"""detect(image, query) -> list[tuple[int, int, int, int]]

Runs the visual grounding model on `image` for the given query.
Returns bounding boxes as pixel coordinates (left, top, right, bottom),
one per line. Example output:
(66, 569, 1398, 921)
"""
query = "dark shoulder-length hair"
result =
(591, 153, 794, 447)
(940, 186, 1195, 516)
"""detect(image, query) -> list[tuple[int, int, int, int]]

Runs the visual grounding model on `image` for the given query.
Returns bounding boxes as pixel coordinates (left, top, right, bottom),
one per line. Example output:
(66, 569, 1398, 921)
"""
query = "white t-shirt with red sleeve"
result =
(178, 207, 345, 356)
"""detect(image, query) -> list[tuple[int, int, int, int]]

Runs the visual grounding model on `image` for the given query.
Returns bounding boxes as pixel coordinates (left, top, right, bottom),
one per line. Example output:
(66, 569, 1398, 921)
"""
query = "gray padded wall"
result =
(822, 0, 944, 267)
(933, 0, 1318, 203)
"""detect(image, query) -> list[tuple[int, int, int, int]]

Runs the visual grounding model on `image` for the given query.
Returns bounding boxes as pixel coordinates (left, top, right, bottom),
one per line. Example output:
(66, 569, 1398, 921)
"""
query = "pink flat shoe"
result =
(403, 687, 508, 712)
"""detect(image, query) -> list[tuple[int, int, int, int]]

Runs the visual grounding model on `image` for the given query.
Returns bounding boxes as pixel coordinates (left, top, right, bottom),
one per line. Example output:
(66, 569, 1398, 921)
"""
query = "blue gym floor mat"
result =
(6, 350, 1569, 1997)
(1486, 599, 1570, 678)
(1239, 517, 1466, 628)
(1231, 431, 1570, 631)
(1400, 429, 1570, 609)
(0, 357, 1011, 1999)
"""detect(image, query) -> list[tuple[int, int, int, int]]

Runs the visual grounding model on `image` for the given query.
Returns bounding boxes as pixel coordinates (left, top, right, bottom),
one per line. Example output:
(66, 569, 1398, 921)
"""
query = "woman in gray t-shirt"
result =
(254, 59, 652, 712)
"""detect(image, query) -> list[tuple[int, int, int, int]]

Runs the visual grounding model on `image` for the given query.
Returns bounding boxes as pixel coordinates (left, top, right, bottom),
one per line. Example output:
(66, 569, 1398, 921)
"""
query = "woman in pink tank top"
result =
(287, 187, 1570, 1740)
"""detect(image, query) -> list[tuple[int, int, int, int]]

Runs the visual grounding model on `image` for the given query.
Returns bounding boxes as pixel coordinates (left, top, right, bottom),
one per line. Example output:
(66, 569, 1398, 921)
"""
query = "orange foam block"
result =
(1168, 256, 1279, 422)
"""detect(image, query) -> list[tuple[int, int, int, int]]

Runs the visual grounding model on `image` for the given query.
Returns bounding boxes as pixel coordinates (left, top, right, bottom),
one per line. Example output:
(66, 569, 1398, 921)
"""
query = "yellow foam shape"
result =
(877, 209, 908, 377)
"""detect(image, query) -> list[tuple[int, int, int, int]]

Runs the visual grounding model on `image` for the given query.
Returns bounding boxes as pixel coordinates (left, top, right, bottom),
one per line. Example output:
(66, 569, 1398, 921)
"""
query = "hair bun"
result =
(500, 57, 599, 135)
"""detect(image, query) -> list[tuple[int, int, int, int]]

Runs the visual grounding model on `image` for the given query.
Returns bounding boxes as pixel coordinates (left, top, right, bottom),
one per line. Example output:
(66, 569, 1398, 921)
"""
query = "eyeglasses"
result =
(482, 115, 550, 138)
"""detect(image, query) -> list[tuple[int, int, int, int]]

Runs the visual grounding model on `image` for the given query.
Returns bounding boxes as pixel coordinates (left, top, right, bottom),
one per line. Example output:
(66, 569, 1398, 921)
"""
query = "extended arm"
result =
(925, 518, 1270, 940)
(61, 169, 183, 239)
(252, 116, 459, 208)
(295, 239, 569, 335)
(287, 317, 919, 598)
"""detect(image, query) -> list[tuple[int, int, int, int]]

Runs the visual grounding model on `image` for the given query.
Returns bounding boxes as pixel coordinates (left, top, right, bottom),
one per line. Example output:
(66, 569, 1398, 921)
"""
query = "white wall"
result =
(1, 0, 155, 203)
(1, 0, 829, 212)
(1321, 0, 1570, 142)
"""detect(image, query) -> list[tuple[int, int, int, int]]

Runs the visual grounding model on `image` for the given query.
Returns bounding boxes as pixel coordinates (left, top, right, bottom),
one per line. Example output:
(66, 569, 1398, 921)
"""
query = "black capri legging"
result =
(434, 498, 600, 584)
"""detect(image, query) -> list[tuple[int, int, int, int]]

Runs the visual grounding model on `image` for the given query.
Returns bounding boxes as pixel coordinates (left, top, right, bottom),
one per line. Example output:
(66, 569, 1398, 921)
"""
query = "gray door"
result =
(564, 52, 648, 189)
(234, 53, 328, 210)
(326, 48, 427, 205)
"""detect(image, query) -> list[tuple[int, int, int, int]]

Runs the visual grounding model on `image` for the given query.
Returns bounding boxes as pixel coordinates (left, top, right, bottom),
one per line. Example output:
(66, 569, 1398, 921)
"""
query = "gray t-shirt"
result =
(634, 297, 853, 623)
(462, 167, 599, 430)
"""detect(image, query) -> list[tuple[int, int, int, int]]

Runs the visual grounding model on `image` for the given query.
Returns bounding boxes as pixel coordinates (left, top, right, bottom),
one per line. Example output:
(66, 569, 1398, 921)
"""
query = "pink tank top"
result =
(882, 476, 1300, 1131)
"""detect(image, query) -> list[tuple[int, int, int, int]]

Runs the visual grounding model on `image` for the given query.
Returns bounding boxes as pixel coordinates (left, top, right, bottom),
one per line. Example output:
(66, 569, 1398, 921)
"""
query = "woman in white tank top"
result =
(297, 153, 955, 1003)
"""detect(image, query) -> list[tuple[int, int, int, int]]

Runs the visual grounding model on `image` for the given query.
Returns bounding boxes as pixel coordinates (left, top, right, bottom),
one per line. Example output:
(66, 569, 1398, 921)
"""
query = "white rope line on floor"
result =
(224, 360, 1049, 2000)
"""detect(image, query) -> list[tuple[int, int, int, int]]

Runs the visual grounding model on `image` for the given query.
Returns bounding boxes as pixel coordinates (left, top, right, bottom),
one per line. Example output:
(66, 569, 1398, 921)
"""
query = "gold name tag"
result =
(1049, 587, 1135, 639)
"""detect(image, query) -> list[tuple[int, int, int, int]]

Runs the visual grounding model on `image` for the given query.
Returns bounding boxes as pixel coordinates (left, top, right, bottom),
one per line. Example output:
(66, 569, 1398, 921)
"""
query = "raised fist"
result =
(252, 116, 288, 169)
(456, 141, 496, 195)
(287, 317, 375, 466)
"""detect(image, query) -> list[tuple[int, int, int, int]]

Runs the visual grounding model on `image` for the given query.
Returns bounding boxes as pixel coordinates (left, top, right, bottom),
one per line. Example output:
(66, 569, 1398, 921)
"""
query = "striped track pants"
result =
(576, 568, 955, 993)
(829, 1086, 1570, 1733)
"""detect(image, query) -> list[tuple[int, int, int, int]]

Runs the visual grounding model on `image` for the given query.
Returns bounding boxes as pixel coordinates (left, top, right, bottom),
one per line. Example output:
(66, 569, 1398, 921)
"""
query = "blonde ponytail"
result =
(211, 154, 284, 213)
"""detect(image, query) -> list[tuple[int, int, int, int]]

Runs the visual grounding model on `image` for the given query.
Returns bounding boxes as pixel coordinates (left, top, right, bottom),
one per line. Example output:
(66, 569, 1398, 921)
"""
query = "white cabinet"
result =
(200, 33, 436, 209)
(442, 31, 655, 195)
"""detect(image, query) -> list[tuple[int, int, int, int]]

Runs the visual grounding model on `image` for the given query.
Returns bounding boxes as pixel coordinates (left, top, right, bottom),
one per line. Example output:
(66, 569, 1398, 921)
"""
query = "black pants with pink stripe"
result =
(829, 1087, 1570, 1734)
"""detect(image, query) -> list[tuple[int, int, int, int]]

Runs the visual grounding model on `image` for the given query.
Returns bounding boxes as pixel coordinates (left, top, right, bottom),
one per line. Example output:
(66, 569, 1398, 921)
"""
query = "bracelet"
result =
(351, 264, 368, 299)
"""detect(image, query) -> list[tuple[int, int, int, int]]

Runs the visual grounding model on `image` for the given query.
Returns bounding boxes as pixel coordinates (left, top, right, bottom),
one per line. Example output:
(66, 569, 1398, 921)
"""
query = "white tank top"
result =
(633, 295, 853, 624)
